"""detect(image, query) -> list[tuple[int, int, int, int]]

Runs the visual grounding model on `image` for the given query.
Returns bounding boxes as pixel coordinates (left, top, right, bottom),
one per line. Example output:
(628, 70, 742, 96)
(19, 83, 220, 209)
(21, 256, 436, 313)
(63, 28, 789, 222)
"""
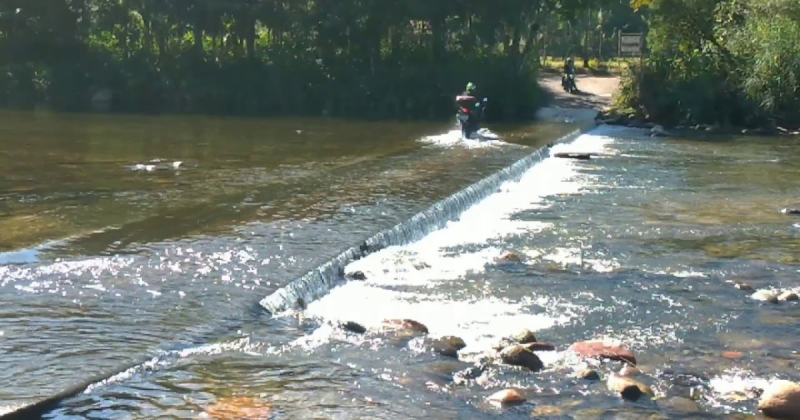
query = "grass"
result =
(540, 56, 634, 75)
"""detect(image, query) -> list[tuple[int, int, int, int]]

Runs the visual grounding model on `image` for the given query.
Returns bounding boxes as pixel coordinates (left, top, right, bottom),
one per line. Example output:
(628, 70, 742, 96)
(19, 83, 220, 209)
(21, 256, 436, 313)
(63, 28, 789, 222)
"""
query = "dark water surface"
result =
(3, 116, 799, 419)
(0, 110, 574, 414)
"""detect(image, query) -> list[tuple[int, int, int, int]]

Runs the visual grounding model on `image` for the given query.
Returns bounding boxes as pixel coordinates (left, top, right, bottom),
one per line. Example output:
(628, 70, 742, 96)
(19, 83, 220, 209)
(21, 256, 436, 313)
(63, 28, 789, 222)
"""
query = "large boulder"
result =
(758, 380, 800, 419)
(569, 339, 637, 365)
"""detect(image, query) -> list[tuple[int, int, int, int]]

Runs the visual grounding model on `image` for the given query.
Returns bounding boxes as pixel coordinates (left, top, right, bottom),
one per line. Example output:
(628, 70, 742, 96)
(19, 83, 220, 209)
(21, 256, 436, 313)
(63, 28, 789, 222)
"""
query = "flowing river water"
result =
(1, 111, 799, 419)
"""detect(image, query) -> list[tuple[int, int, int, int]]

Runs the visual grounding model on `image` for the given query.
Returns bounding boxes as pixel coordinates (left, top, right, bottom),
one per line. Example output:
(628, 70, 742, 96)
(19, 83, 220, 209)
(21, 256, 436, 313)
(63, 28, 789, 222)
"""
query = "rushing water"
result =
(2, 114, 800, 419)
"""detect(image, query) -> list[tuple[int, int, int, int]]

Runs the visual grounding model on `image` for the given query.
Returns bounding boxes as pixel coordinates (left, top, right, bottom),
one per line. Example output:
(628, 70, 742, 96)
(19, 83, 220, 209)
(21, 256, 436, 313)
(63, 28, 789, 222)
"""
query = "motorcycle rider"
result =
(562, 58, 576, 91)
(456, 82, 479, 109)
(455, 82, 483, 135)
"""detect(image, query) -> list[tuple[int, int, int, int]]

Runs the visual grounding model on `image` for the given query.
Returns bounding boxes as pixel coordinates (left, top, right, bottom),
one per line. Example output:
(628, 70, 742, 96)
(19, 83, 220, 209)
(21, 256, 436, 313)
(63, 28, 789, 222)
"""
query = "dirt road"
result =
(539, 73, 620, 110)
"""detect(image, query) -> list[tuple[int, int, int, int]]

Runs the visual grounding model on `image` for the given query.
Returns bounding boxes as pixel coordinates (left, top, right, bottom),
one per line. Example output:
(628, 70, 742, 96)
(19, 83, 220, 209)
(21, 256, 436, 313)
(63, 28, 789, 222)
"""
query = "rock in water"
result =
(758, 380, 800, 419)
(619, 364, 641, 377)
(751, 290, 780, 304)
(496, 251, 523, 265)
(204, 396, 272, 419)
(340, 321, 366, 334)
(781, 208, 800, 215)
(492, 338, 515, 352)
(430, 336, 467, 358)
(651, 124, 669, 137)
(487, 389, 526, 406)
(346, 271, 368, 280)
(577, 369, 601, 381)
(500, 345, 544, 372)
(512, 329, 537, 344)
(381, 319, 429, 335)
(778, 291, 799, 302)
(722, 351, 744, 360)
(523, 342, 556, 352)
(569, 339, 637, 365)
(606, 373, 654, 401)
(726, 280, 754, 292)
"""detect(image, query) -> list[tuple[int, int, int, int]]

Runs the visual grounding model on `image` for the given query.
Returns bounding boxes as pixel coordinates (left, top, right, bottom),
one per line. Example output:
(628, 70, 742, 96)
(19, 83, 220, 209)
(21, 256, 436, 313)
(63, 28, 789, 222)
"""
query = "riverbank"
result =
(595, 106, 800, 138)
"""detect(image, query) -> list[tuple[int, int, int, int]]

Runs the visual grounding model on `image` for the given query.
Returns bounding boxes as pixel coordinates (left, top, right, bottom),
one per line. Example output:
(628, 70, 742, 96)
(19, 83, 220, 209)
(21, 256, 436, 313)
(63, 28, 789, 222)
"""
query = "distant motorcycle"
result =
(561, 73, 577, 93)
(456, 97, 488, 139)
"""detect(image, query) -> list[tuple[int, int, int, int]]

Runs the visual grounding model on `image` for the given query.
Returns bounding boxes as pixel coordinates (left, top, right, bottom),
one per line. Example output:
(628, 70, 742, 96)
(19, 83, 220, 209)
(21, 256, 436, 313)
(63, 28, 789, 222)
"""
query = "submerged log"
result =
(554, 152, 595, 160)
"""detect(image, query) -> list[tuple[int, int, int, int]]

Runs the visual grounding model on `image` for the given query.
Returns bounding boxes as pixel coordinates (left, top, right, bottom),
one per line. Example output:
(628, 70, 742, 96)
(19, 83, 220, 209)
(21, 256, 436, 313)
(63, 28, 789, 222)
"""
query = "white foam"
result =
(419, 127, 506, 149)
(295, 128, 618, 356)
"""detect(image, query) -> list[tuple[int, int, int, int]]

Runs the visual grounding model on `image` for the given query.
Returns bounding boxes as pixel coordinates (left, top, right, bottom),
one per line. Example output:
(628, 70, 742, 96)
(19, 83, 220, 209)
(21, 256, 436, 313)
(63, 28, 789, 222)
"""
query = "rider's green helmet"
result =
(466, 82, 476, 93)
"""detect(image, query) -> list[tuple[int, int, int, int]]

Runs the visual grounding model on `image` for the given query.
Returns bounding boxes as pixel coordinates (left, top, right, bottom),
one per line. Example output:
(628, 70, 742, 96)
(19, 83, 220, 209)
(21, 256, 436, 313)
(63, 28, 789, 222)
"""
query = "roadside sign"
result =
(618, 32, 643, 57)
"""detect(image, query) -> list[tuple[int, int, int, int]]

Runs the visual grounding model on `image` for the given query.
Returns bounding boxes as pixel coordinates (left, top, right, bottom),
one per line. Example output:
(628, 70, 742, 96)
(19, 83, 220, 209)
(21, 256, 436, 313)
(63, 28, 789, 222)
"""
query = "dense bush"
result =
(0, 1, 562, 121)
(617, 0, 800, 128)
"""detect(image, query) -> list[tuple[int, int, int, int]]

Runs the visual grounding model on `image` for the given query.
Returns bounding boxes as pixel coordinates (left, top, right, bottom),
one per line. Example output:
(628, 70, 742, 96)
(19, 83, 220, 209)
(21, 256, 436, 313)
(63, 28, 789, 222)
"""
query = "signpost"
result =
(618, 32, 643, 58)
(618, 31, 645, 94)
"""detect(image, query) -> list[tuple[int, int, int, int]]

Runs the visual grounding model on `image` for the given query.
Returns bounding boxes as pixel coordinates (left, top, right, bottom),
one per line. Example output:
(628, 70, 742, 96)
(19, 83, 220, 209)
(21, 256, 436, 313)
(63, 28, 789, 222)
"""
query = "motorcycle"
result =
(561, 73, 577, 93)
(456, 97, 488, 139)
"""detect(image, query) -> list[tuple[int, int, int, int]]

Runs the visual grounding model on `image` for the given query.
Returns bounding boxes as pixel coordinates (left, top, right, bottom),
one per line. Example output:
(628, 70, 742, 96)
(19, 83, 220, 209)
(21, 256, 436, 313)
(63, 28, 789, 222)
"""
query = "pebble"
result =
(722, 351, 744, 360)
(577, 369, 601, 381)
(487, 389, 525, 406)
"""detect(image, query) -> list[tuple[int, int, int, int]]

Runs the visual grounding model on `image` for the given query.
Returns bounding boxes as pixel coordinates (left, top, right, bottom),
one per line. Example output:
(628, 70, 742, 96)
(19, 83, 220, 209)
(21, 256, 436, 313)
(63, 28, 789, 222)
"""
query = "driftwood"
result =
(554, 152, 596, 160)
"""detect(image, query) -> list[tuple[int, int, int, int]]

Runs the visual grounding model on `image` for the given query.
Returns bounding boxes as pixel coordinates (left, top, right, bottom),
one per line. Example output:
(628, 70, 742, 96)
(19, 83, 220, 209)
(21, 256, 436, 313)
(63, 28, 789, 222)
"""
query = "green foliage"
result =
(0, 0, 644, 119)
(620, 0, 800, 127)
(0, 0, 563, 120)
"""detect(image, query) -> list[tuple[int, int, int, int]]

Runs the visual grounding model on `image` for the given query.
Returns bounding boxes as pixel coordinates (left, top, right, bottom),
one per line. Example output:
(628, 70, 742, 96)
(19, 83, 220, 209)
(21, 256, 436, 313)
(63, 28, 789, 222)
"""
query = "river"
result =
(1, 113, 799, 419)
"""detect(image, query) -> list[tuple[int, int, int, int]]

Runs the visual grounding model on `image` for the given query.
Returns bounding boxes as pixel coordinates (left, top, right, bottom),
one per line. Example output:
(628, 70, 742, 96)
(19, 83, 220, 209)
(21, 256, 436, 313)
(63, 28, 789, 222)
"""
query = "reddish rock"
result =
(522, 342, 556, 352)
(722, 351, 744, 360)
(569, 339, 637, 365)
(758, 380, 800, 420)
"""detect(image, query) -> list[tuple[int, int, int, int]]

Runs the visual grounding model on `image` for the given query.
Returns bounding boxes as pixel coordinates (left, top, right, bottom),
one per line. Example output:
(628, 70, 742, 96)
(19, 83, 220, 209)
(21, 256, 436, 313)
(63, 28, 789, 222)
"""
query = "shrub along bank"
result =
(607, 0, 800, 133)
